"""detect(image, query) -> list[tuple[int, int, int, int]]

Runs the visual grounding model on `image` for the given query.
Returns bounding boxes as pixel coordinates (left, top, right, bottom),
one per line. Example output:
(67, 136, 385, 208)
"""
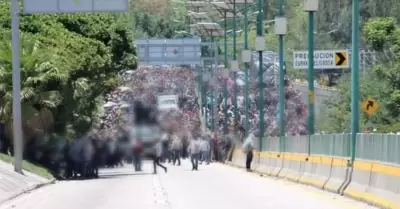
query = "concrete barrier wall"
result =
(344, 160, 400, 208)
(228, 150, 400, 209)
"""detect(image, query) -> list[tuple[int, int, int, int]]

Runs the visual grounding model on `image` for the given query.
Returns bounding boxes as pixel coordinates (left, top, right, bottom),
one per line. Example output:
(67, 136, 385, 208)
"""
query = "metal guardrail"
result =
(260, 133, 400, 165)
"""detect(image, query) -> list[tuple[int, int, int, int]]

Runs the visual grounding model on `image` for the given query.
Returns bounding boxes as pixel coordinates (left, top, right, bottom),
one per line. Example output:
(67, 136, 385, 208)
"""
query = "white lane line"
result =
(152, 175, 170, 206)
(154, 199, 168, 204)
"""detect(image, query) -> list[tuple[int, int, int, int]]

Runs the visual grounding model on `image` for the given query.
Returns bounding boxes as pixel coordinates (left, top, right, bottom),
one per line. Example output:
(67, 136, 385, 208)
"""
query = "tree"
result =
(0, 32, 67, 144)
(0, 0, 138, 154)
(322, 17, 400, 133)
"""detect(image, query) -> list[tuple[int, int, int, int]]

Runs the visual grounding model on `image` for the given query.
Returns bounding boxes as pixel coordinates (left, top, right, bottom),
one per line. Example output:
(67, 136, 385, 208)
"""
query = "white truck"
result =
(157, 95, 179, 111)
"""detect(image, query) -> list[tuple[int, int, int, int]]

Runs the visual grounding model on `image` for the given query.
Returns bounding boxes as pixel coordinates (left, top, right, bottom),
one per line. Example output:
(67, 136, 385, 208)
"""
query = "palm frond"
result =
(20, 87, 36, 101)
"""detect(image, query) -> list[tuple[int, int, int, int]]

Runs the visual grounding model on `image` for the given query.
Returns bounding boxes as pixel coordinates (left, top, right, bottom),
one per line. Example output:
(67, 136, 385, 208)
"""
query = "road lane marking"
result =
(152, 175, 170, 207)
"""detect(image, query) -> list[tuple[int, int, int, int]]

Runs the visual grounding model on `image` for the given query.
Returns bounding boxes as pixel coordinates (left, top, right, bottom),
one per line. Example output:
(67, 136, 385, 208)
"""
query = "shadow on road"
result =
(98, 172, 152, 179)
(62, 171, 152, 181)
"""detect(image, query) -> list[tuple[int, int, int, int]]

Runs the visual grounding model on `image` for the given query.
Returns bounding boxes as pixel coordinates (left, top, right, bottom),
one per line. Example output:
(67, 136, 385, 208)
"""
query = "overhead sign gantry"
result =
(23, 0, 128, 13)
(135, 38, 202, 66)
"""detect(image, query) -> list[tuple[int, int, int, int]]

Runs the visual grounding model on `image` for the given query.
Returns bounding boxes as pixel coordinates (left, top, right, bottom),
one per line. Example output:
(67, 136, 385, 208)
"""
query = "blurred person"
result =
(187, 134, 200, 171)
(180, 131, 190, 159)
(205, 132, 214, 163)
(171, 136, 182, 166)
(160, 131, 172, 163)
(242, 130, 257, 172)
(152, 140, 168, 174)
(199, 134, 210, 165)
(212, 134, 220, 162)
(132, 141, 143, 172)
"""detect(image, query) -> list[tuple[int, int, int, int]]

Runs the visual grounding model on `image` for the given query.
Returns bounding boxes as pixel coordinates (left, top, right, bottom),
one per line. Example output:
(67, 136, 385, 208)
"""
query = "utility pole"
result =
(304, 0, 318, 154)
(223, 12, 229, 135)
(256, 0, 265, 150)
(232, 0, 238, 135)
(350, 0, 360, 163)
(276, 0, 287, 152)
(11, 0, 23, 174)
(243, 0, 250, 137)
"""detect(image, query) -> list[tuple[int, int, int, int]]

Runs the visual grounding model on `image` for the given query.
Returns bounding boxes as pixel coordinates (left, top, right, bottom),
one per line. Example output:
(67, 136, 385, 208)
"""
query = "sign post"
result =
(293, 49, 349, 69)
(304, 0, 317, 143)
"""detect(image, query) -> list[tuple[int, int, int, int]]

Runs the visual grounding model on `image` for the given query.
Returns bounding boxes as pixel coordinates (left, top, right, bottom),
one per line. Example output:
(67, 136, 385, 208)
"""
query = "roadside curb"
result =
(223, 162, 383, 208)
(0, 178, 56, 205)
(223, 162, 283, 179)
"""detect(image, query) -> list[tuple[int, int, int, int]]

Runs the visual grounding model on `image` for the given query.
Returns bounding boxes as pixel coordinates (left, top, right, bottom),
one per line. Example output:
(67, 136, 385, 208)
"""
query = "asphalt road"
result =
(0, 160, 377, 209)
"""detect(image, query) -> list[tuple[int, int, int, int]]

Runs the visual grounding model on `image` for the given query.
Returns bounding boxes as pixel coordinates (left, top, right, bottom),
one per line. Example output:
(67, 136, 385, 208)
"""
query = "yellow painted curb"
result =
(230, 151, 400, 208)
(344, 188, 400, 209)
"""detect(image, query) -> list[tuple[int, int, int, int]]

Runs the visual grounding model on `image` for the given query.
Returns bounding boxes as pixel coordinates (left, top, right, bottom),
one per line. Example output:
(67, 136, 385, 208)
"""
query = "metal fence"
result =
(258, 133, 400, 165)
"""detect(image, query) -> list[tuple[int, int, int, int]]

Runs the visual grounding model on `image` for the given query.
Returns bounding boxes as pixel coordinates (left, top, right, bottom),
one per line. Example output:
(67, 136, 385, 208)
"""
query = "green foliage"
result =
(363, 17, 398, 51)
(0, 0, 192, 150)
(130, 10, 187, 38)
(0, 0, 138, 144)
(323, 17, 400, 133)
(0, 153, 53, 179)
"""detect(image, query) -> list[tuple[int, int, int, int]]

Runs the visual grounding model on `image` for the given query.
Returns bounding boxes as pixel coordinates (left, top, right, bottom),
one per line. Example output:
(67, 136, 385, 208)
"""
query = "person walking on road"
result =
(242, 130, 256, 172)
(171, 136, 182, 166)
(160, 131, 172, 163)
(152, 139, 168, 174)
(199, 134, 210, 165)
(187, 134, 200, 171)
(132, 142, 143, 171)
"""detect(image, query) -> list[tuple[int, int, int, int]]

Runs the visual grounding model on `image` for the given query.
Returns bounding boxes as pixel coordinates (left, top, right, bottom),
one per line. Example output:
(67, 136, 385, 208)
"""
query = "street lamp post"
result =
(191, 22, 223, 135)
(198, 67, 206, 131)
(210, 1, 243, 136)
(11, 0, 23, 174)
(243, 0, 250, 137)
(275, 0, 287, 151)
(203, 73, 210, 131)
(223, 12, 229, 135)
(350, 0, 360, 163)
(304, 0, 318, 155)
(225, 0, 253, 136)
(232, 0, 238, 135)
(255, 0, 265, 150)
(210, 36, 220, 133)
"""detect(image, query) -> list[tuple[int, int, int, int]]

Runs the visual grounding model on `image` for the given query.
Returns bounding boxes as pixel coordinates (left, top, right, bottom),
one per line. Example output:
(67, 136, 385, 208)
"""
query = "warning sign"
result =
(293, 49, 349, 70)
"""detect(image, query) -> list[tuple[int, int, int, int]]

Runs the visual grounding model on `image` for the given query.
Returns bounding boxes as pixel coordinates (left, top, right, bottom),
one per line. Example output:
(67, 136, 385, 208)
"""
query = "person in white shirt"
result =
(187, 135, 200, 171)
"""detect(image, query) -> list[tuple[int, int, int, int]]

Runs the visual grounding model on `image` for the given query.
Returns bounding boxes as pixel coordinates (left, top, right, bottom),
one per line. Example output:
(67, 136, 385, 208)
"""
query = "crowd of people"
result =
(72, 64, 310, 175)
(99, 64, 308, 147)
(203, 66, 308, 137)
